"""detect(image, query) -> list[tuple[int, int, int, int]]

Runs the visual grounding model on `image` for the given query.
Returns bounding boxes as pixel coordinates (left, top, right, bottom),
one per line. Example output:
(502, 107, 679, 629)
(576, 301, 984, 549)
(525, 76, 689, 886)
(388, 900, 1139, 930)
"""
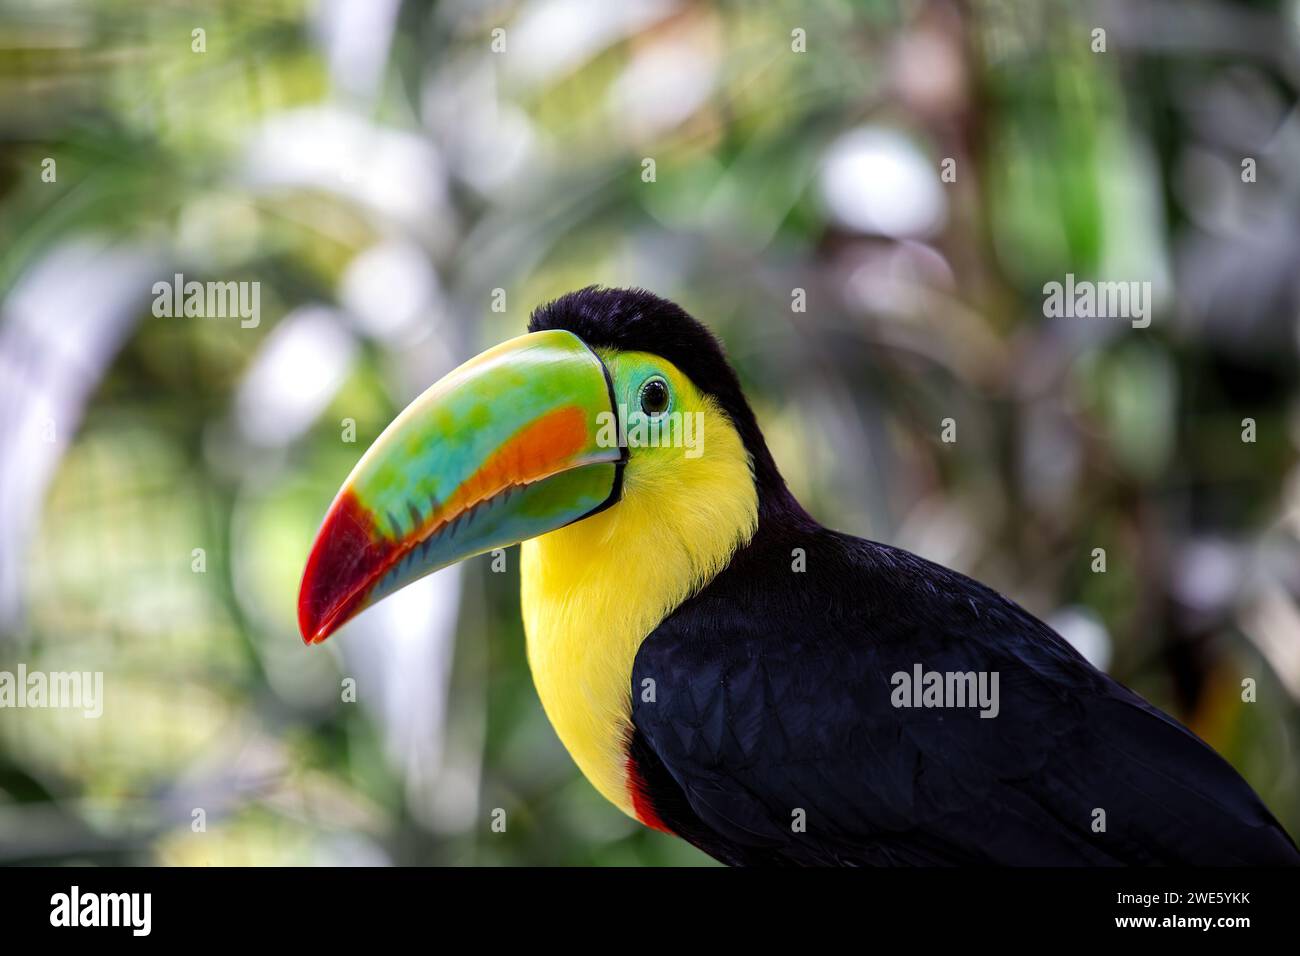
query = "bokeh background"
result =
(1, 0, 1299, 865)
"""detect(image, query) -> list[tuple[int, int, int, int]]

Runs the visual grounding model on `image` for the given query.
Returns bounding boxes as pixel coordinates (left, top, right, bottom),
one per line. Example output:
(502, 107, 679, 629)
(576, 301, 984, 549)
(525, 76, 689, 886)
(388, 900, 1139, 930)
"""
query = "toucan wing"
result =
(629, 528, 1299, 866)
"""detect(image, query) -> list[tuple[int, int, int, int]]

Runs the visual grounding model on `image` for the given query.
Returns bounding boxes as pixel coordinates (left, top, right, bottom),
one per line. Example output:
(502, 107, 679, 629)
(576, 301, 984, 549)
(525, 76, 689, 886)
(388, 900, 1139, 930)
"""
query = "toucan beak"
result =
(298, 329, 624, 645)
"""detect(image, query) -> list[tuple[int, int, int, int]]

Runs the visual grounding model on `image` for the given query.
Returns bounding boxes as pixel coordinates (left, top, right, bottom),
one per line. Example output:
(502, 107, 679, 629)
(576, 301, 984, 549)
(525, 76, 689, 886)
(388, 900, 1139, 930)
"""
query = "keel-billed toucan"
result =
(299, 287, 1299, 865)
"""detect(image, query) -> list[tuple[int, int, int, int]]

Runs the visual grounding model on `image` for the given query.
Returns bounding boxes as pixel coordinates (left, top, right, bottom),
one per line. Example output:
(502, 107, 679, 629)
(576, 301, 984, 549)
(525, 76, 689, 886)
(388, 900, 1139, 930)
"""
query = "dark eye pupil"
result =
(641, 379, 669, 415)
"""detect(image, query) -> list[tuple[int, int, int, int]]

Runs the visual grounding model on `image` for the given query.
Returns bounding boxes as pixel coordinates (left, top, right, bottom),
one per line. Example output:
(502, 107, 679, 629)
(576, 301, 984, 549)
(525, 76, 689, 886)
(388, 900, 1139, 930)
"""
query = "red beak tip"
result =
(299, 622, 330, 646)
(297, 489, 382, 649)
(297, 596, 331, 646)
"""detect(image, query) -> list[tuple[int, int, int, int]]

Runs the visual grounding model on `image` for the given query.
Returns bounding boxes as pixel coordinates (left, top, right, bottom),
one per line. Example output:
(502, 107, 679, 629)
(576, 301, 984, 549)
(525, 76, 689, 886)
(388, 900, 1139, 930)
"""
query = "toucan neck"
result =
(519, 391, 761, 815)
(723, 400, 818, 531)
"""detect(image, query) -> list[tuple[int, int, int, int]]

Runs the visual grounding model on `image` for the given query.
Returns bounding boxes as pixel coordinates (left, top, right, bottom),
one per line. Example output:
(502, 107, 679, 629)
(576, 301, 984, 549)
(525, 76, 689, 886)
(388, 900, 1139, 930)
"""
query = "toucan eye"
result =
(639, 377, 670, 416)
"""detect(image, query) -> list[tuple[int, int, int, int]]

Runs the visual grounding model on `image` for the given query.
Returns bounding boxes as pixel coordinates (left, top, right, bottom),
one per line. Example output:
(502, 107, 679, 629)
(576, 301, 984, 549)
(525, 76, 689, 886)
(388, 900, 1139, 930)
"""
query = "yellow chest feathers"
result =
(519, 393, 758, 816)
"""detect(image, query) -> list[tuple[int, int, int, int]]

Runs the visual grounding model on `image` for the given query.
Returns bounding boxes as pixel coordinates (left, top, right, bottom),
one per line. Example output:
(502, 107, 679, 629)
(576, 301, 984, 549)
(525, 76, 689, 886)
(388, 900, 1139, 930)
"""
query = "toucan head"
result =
(298, 287, 796, 646)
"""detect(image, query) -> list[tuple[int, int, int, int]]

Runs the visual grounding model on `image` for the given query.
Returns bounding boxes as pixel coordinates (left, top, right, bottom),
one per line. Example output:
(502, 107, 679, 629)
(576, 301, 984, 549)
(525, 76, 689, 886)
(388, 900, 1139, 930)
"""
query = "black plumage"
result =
(534, 287, 1300, 866)
(630, 522, 1299, 865)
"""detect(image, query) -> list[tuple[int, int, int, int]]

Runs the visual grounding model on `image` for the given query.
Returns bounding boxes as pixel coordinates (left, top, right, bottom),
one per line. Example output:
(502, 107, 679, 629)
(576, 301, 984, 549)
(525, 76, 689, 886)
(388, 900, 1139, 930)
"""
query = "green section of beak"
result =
(298, 330, 624, 644)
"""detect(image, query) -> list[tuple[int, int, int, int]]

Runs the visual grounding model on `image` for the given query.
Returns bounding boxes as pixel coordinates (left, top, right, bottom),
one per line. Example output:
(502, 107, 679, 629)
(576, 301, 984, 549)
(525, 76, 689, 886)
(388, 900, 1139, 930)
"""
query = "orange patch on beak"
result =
(298, 404, 592, 645)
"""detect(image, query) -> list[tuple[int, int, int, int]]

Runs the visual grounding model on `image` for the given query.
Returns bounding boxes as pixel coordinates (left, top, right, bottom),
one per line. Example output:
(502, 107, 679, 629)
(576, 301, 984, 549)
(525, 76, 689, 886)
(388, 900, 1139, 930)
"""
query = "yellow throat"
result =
(519, 355, 759, 817)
